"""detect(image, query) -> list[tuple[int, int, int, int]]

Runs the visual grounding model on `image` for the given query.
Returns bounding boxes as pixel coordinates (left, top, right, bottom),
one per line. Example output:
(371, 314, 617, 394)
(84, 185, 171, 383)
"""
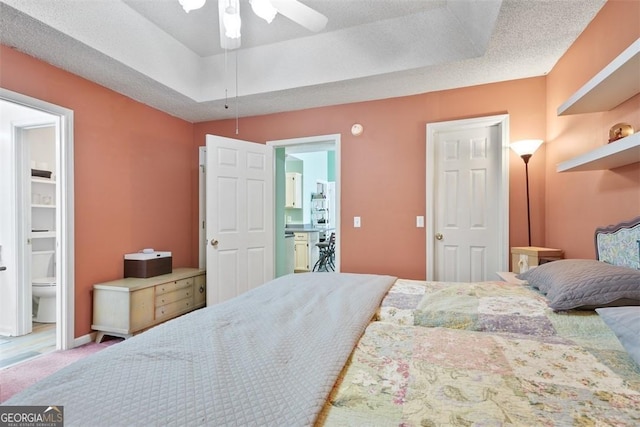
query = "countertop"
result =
(285, 224, 334, 233)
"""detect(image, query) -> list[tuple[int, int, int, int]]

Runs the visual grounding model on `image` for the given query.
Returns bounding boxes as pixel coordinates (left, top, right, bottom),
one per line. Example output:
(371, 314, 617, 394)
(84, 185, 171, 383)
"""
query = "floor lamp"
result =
(510, 139, 543, 247)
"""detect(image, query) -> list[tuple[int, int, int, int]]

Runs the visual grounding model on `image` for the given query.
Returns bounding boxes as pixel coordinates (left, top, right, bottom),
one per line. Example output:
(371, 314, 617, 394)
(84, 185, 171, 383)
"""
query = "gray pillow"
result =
(596, 306, 640, 367)
(517, 259, 640, 310)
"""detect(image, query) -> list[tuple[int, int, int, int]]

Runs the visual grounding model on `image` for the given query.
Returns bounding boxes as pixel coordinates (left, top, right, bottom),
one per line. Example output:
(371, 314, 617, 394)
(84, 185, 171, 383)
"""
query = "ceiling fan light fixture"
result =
(250, 0, 278, 23)
(178, 0, 206, 13)
(223, 5, 242, 39)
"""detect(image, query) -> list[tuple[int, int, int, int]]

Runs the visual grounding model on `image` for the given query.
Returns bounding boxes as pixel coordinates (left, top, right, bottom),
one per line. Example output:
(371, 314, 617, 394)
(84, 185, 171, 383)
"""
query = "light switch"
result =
(354, 216, 361, 228)
(416, 216, 424, 228)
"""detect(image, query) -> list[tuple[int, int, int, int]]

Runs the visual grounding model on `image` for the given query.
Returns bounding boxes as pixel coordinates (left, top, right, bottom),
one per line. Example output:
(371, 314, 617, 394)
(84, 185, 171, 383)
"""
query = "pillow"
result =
(596, 306, 640, 367)
(517, 259, 640, 310)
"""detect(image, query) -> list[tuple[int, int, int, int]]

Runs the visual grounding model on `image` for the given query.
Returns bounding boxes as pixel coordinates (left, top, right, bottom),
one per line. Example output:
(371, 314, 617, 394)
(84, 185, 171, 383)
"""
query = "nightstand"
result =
(511, 246, 563, 274)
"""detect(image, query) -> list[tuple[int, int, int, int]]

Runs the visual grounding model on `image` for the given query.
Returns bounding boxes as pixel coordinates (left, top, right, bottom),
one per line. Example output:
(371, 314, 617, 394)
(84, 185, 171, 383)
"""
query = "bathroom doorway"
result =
(0, 89, 75, 351)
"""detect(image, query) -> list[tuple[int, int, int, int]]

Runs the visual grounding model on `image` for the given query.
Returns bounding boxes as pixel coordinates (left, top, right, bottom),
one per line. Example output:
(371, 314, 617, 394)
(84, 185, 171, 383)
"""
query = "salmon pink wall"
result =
(545, 0, 640, 259)
(194, 77, 547, 279)
(4, 0, 635, 339)
(1, 46, 196, 338)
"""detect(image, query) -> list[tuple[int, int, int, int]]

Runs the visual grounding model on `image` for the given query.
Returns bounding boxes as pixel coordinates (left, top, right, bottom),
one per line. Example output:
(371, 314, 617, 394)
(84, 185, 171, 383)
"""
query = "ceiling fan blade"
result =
(271, 0, 328, 32)
(219, 0, 241, 50)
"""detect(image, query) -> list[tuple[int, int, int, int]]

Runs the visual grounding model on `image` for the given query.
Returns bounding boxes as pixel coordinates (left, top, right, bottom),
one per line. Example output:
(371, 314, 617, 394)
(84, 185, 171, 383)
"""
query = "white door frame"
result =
(267, 134, 341, 272)
(426, 114, 509, 280)
(0, 88, 75, 350)
(15, 118, 59, 336)
(198, 146, 206, 270)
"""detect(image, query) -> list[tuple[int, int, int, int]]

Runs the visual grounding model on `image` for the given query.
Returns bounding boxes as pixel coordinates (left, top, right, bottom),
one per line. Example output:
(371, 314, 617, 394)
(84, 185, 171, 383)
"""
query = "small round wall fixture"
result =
(351, 123, 363, 136)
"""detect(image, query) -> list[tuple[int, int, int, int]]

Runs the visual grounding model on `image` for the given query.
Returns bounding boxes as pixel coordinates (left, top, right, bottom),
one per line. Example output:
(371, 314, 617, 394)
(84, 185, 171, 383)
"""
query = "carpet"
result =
(0, 339, 120, 403)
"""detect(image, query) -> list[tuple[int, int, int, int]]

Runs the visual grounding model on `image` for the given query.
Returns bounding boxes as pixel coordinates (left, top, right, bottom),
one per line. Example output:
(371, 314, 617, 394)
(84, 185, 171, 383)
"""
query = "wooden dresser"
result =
(92, 268, 206, 343)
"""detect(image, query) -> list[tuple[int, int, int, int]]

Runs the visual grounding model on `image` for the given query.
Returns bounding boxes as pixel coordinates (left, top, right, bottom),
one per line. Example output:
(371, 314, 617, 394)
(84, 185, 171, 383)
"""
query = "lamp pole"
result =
(521, 153, 532, 246)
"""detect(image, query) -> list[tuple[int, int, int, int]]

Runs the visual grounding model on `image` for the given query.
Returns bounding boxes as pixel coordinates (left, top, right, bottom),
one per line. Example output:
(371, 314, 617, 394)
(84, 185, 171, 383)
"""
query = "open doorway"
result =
(0, 88, 75, 352)
(197, 133, 340, 284)
(267, 134, 341, 276)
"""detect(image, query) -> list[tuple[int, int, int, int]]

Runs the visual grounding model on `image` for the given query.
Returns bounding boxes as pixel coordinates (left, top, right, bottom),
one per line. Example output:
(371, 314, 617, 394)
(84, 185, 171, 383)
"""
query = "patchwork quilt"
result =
(323, 279, 640, 426)
(319, 321, 640, 426)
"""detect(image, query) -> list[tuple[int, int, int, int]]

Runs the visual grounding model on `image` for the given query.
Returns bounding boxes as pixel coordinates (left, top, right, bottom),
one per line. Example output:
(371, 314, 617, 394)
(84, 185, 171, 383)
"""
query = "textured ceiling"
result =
(0, 0, 606, 123)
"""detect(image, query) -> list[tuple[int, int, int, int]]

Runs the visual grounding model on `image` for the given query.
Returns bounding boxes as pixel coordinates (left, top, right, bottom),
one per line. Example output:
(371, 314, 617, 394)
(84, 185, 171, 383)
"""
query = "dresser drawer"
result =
(155, 277, 194, 295)
(156, 297, 193, 320)
(155, 287, 192, 307)
(194, 274, 206, 307)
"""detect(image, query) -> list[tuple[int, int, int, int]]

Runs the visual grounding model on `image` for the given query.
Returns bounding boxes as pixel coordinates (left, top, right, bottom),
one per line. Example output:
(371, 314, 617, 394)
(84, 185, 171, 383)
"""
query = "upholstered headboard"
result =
(595, 217, 640, 269)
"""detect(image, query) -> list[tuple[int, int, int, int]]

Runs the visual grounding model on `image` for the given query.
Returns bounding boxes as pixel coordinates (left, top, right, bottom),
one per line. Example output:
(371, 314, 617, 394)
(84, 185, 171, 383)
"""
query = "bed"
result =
(4, 217, 640, 426)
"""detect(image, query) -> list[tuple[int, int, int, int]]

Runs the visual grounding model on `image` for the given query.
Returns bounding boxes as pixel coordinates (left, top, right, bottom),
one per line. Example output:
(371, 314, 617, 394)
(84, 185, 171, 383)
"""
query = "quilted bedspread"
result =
(316, 279, 640, 426)
(4, 272, 396, 426)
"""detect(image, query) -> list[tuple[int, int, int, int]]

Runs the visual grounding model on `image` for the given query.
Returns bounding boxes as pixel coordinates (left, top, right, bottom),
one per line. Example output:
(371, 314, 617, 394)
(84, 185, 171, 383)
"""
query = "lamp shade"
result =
(510, 139, 543, 157)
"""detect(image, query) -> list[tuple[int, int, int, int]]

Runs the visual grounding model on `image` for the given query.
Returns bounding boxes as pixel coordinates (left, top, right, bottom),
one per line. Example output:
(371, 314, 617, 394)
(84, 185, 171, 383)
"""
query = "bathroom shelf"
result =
(32, 249, 55, 255)
(31, 177, 56, 185)
(557, 38, 640, 116)
(32, 204, 56, 209)
(557, 132, 640, 172)
(31, 231, 56, 239)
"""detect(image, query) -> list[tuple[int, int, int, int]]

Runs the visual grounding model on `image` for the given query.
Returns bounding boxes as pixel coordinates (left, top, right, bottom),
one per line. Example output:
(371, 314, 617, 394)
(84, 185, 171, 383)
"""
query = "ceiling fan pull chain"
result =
(224, 47, 229, 109)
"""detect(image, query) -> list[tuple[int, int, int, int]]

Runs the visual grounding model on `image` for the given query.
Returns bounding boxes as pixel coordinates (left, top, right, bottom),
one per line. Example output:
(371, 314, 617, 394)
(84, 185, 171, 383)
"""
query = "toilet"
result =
(32, 277, 57, 323)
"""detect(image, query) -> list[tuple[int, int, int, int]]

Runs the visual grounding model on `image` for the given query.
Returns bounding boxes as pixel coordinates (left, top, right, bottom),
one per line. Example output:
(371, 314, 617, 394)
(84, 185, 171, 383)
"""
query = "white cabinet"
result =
(557, 38, 640, 172)
(285, 172, 302, 208)
(294, 232, 319, 272)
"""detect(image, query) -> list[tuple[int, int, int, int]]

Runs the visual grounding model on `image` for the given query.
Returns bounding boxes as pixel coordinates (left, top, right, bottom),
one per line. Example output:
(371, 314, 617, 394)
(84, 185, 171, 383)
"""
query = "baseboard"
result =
(73, 332, 96, 348)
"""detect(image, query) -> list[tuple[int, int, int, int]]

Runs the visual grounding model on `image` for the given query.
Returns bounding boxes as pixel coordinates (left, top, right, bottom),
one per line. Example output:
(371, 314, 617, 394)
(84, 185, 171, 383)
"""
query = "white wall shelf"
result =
(557, 38, 640, 116)
(31, 177, 56, 185)
(32, 249, 56, 255)
(557, 132, 640, 172)
(31, 231, 56, 239)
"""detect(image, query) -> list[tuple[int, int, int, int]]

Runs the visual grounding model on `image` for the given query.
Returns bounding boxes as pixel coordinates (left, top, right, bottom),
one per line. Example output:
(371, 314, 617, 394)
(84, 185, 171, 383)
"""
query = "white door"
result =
(205, 135, 274, 305)
(426, 115, 509, 281)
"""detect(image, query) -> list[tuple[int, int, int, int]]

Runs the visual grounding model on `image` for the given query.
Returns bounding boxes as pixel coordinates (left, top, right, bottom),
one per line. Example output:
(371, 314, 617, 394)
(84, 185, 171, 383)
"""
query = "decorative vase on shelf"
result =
(608, 123, 634, 143)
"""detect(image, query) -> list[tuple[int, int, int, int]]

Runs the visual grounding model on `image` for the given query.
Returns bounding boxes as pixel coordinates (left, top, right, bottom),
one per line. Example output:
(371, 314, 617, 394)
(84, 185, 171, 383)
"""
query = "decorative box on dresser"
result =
(92, 268, 206, 343)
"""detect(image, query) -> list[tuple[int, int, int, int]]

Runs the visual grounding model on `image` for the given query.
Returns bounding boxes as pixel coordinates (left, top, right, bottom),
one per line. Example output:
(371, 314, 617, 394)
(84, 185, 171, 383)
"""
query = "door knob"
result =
(435, 233, 443, 240)
(210, 239, 219, 247)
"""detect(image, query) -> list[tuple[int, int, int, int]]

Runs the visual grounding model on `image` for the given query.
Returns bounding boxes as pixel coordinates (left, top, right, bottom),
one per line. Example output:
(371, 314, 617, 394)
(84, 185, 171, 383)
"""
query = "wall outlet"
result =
(416, 216, 424, 228)
(354, 216, 361, 228)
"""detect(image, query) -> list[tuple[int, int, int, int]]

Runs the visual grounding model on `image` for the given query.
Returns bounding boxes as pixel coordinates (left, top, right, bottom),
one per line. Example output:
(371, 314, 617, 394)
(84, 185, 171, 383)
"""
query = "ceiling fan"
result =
(178, 0, 328, 50)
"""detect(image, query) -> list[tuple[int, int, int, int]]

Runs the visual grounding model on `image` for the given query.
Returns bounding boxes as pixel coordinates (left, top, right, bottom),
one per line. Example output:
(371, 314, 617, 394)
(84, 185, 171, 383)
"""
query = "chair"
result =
(312, 232, 335, 272)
